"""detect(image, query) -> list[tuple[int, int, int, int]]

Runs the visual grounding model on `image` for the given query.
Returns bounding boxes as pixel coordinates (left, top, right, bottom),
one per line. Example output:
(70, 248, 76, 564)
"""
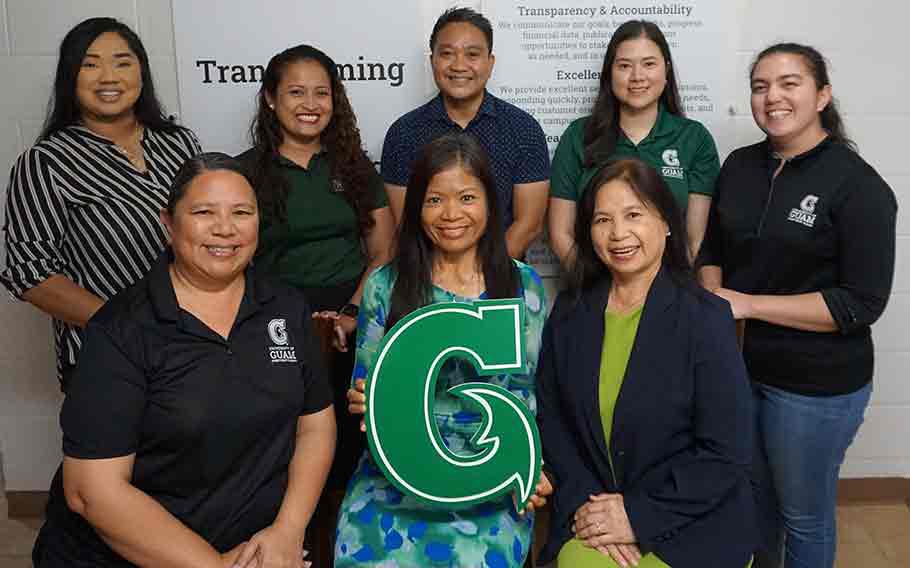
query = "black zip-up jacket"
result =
(700, 137, 897, 395)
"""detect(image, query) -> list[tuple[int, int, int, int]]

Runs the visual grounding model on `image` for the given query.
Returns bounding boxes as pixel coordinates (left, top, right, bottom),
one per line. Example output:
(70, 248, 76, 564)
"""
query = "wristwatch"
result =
(339, 303, 360, 318)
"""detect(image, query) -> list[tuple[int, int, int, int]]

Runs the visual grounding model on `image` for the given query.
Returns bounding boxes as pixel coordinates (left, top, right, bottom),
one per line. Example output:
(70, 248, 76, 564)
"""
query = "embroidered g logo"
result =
(268, 318, 288, 346)
(800, 195, 819, 214)
(662, 149, 680, 167)
(366, 299, 541, 509)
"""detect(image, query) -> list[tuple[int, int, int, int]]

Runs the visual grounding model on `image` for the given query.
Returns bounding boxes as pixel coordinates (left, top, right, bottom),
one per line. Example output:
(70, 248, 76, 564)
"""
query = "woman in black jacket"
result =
(699, 44, 897, 568)
(538, 158, 755, 568)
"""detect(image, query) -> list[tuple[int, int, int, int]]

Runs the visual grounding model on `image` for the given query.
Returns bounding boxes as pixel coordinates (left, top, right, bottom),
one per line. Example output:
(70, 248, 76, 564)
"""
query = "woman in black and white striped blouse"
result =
(1, 17, 201, 390)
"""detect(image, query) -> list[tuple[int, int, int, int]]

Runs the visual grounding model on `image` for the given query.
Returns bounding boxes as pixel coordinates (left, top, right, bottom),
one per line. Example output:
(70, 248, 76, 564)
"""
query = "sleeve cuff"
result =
(300, 398, 333, 416)
(820, 287, 862, 334)
(513, 173, 550, 185)
(623, 489, 673, 552)
(0, 259, 64, 299)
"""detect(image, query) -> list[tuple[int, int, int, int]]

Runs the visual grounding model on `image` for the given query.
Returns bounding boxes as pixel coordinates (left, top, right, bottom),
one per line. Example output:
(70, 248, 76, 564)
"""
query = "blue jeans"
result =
(751, 381, 871, 568)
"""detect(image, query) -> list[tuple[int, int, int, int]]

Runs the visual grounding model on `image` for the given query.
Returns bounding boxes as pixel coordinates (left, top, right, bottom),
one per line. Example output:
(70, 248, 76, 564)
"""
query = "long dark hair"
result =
(387, 132, 519, 330)
(40, 17, 179, 141)
(569, 158, 698, 298)
(583, 20, 683, 167)
(248, 44, 376, 231)
(750, 42, 856, 151)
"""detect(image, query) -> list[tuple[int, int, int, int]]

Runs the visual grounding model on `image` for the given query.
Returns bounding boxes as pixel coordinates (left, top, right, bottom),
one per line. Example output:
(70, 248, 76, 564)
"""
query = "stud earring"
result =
(666, 230, 671, 236)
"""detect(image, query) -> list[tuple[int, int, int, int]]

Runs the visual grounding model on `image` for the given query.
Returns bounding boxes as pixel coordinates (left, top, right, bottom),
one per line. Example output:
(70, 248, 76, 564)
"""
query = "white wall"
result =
(0, 0, 906, 490)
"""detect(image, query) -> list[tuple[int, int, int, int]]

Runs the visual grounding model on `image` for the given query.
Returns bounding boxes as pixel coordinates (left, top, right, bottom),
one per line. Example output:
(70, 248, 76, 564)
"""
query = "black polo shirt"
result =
(700, 138, 897, 395)
(236, 148, 387, 289)
(35, 250, 332, 566)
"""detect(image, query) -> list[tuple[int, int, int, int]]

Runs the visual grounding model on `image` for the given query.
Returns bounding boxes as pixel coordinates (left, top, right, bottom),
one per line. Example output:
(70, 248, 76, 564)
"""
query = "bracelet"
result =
(339, 303, 360, 318)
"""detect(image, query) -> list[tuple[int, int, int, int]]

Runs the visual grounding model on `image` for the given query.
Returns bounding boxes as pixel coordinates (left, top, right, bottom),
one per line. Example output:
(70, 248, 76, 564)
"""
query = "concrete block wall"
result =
(732, 0, 910, 477)
(0, 0, 906, 490)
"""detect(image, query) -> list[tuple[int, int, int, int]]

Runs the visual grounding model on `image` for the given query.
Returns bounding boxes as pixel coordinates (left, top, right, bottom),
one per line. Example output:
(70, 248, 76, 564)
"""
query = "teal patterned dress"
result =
(334, 261, 547, 567)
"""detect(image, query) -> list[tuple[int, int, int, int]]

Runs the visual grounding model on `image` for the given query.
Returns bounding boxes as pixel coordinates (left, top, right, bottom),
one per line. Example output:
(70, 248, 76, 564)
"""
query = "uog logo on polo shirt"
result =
(661, 148, 684, 179)
(267, 318, 297, 363)
(366, 299, 541, 510)
(788, 194, 819, 228)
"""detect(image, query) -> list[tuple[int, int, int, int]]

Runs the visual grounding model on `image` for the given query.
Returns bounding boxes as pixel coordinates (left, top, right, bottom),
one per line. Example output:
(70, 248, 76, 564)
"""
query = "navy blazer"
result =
(537, 269, 756, 567)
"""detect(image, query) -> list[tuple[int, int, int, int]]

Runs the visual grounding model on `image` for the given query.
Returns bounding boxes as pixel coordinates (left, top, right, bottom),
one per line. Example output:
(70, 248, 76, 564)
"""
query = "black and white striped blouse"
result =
(1, 125, 201, 385)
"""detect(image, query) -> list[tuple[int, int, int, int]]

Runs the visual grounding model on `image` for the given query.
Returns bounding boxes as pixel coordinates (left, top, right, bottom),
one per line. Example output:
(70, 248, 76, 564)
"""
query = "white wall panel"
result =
(872, 293, 910, 353)
(0, 416, 60, 491)
(892, 238, 910, 294)
(137, 0, 174, 57)
(871, 352, 910, 406)
(0, 0, 9, 56)
(739, 0, 903, 53)
(0, 302, 57, 419)
(0, 57, 56, 122)
(7, 0, 135, 56)
(0, 120, 20, 187)
(848, 116, 910, 177)
(149, 55, 179, 119)
(848, 407, 910, 460)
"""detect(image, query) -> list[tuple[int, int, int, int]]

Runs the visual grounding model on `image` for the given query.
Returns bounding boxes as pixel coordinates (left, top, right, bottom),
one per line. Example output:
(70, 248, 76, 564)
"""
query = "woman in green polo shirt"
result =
(238, 44, 395, 562)
(549, 20, 720, 268)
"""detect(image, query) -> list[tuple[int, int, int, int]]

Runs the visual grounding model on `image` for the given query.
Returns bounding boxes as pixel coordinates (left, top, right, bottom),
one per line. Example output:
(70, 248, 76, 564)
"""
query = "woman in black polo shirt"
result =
(32, 153, 335, 568)
(699, 44, 897, 567)
(238, 44, 395, 497)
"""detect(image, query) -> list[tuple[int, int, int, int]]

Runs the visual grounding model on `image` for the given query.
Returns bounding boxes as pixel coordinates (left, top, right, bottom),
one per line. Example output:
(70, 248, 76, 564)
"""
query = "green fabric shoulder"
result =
(550, 116, 590, 201)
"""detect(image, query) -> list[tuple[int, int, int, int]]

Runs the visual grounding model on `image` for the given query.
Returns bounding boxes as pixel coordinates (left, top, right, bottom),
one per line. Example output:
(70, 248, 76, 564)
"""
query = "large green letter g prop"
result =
(366, 299, 542, 510)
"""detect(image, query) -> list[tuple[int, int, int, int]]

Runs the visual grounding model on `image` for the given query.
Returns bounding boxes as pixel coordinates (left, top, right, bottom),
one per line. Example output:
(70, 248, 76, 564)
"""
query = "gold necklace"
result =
(114, 124, 146, 172)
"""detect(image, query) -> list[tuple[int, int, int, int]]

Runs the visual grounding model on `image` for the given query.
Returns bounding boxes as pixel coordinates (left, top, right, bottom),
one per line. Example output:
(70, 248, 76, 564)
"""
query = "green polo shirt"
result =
(550, 105, 720, 209)
(256, 152, 387, 288)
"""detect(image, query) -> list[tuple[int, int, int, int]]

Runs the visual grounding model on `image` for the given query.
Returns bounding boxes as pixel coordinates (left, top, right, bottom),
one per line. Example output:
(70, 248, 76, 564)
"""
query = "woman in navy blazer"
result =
(537, 158, 756, 568)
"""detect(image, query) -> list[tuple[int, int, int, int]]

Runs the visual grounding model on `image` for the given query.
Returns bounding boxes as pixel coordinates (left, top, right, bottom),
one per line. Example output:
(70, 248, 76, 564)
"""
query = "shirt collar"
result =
(764, 135, 833, 164)
(649, 103, 678, 138)
(147, 248, 277, 324)
(427, 89, 497, 125)
(617, 103, 677, 148)
(65, 125, 117, 147)
(274, 149, 329, 170)
(66, 124, 149, 147)
(584, 264, 677, 316)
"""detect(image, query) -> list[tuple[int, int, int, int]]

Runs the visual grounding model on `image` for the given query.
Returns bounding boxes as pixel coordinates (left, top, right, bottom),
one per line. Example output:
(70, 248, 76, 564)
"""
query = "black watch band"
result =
(339, 303, 360, 318)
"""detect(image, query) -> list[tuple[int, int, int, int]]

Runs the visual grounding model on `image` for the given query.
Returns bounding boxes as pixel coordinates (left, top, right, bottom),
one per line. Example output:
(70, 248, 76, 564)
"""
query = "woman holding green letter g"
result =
(536, 158, 756, 568)
(336, 132, 551, 567)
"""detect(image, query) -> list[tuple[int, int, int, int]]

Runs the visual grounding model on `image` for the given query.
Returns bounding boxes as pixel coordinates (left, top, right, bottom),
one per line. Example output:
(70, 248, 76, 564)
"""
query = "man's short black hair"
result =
(429, 7, 493, 53)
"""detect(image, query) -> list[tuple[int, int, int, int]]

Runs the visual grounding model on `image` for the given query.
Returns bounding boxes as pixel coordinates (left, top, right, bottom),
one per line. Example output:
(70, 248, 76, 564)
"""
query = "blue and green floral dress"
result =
(334, 261, 547, 567)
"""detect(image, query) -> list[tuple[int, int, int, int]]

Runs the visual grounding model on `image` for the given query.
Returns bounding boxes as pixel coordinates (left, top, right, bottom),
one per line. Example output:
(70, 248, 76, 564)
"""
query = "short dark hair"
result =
(387, 132, 517, 330)
(41, 17, 178, 141)
(750, 42, 855, 151)
(584, 20, 682, 167)
(167, 153, 253, 214)
(429, 7, 493, 53)
(569, 158, 697, 296)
